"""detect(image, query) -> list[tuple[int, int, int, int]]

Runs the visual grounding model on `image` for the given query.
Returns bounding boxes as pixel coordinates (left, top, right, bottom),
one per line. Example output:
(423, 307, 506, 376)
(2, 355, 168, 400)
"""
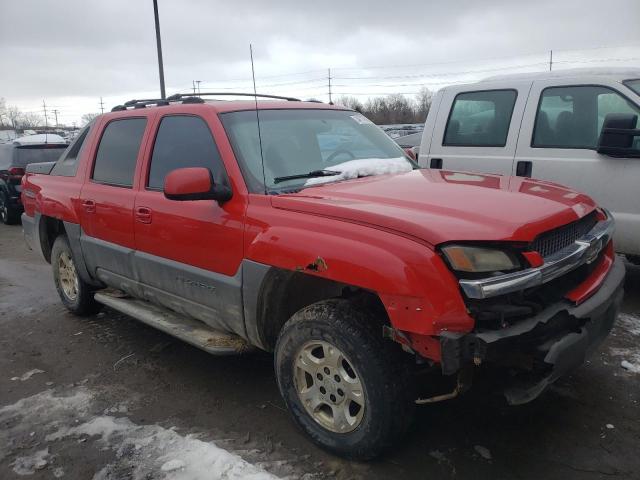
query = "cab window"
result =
(51, 124, 92, 177)
(147, 115, 227, 190)
(443, 90, 517, 147)
(533, 85, 640, 149)
(92, 118, 147, 187)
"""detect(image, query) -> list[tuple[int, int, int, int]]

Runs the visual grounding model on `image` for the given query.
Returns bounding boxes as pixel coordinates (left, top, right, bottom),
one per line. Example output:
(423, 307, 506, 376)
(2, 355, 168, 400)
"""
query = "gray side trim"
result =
(80, 234, 136, 280)
(242, 260, 272, 350)
(64, 221, 101, 287)
(133, 251, 244, 338)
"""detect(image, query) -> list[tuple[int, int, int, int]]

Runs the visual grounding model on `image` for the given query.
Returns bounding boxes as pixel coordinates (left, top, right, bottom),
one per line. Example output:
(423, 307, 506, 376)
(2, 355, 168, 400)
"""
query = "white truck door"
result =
(514, 78, 640, 256)
(419, 80, 532, 175)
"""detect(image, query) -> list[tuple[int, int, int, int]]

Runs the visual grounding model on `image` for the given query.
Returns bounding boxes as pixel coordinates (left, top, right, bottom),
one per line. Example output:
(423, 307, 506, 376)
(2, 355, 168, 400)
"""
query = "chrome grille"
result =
(530, 212, 598, 258)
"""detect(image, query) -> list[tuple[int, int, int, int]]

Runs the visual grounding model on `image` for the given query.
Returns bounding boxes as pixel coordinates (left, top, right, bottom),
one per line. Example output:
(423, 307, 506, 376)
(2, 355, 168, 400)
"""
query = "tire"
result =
(0, 191, 20, 225)
(275, 298, 415, 460)
(51, 235, 101, 316)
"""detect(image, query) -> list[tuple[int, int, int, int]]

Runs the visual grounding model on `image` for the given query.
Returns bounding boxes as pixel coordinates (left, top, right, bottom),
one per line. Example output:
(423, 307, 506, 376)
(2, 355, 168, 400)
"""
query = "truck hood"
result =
(271, 169, 597, 246)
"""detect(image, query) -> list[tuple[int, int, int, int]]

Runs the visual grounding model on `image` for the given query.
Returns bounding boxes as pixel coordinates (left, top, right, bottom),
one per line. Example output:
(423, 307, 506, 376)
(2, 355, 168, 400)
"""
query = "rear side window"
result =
(443, 90, 517, 147)
(147, 115, 226, 190)
(92, 118, 147, 187)
(533, 85, 640, 149)
(51, 125, 91, 177)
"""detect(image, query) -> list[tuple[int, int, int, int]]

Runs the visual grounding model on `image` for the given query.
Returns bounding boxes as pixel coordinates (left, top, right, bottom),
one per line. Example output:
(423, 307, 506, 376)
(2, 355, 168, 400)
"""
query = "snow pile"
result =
(304, 157, 412, 186)
(10, 368, 45, 381)
(1, 387, 280, 480)
(621, 360, 640, 373)
(12, 448, 49, 475)
(618, 313, 640, 336)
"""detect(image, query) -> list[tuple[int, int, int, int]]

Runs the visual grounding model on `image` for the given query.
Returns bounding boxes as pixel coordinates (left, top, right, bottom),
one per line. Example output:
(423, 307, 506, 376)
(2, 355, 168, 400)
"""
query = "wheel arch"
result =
(243, 262, 389, 352)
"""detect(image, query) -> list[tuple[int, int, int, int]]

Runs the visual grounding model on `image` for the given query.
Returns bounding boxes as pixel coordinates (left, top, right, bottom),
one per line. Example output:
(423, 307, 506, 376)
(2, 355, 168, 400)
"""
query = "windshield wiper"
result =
(273, 169, 341, 184)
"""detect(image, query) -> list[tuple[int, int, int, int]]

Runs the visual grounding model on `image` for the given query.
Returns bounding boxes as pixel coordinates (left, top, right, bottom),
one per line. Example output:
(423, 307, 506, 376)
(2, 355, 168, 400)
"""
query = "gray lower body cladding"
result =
(440, 256, 625, 405)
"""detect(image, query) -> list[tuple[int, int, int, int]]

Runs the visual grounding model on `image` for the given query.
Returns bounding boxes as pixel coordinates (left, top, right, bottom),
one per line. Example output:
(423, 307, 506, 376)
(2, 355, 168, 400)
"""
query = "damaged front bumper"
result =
(440, 256, 625, 405)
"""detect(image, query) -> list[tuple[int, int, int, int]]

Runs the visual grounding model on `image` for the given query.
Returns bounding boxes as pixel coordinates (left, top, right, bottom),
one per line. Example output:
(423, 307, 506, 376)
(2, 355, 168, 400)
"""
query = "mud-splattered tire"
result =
(51, 235, 101, 316)
(275, 299, 415, 459)
(0, 191, 20, 225)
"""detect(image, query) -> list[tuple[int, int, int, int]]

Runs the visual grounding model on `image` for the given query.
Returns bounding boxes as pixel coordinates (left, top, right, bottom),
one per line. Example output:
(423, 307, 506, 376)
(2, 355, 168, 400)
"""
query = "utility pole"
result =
(196, 80, 201, 95)
(52, 109, 59, 128)
(99, 97, 105, 114)
(152, 0, 166, 99)
(192, 80, 196, 94)
(328, 68, 332, 104)
(42, 100, 48, 129)
(549, 50, 553, 72)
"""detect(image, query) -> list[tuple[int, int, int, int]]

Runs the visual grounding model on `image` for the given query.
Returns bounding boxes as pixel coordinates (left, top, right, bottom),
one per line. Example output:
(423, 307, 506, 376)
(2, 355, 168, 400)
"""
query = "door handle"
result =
(135, 206, 152, 224)
(430, 158, 443, 169)
(82, 199, 96, 213)
(516, 161, 533, 177)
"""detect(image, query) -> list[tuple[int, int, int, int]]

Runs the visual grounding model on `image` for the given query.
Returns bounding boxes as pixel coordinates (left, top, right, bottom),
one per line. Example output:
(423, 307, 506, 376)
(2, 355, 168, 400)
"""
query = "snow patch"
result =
(12, 448, 49, 475)
(304, 157, 412, 186)
(621, 360, 640, 373)
(617, 313, 640, 336)
(11, 368, 45, 381)
(1, 388, 280, 480)
(474, 445, 492, 461)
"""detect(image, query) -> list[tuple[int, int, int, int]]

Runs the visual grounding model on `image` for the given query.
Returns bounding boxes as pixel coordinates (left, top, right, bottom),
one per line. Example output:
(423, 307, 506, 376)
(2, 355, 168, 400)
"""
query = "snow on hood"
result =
(304, 157, 413, 186)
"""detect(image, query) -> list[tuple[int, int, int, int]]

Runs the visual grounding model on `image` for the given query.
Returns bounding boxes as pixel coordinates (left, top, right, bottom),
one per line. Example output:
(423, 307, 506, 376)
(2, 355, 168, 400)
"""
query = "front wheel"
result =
(275, 299, 414, 459)
(51, 235, 101, 316)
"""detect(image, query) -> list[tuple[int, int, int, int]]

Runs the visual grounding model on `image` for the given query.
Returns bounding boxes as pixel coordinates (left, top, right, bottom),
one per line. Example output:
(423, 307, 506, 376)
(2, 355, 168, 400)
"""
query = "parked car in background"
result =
(394, 131, 422, 160)
(0, 134, 67, 224)
(21, 94, 623, 459)
(417, 68, 640, 263)
(0, 130, 18, 144)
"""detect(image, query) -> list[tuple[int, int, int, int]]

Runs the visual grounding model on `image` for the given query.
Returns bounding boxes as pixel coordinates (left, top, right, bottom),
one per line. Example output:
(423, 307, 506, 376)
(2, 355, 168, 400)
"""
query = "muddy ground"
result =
(1, 222, 639, 479)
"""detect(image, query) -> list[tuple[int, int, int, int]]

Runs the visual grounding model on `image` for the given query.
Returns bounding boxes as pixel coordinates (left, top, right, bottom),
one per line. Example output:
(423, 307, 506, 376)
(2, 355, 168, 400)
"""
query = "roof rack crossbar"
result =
(167, 92, 300, 102)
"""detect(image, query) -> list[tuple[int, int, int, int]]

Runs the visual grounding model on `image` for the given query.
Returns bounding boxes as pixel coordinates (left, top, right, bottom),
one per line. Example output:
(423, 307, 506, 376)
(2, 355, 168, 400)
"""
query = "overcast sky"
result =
(1, 0, 639, 126)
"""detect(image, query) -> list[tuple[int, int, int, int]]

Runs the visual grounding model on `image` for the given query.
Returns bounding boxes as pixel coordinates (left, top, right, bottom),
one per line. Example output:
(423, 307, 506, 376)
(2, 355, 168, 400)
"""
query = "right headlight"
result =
(441, 245, 520, 273)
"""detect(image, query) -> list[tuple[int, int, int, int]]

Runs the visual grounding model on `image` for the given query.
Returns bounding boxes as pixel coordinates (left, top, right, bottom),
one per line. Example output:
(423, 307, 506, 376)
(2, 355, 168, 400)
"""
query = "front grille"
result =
(530, 212, 598, 258)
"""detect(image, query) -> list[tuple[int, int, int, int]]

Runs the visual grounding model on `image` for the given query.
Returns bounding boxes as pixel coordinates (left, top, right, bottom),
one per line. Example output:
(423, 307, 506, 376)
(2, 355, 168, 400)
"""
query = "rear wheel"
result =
(275, 299, 414, 459)
(0, 191, 20, 225)
(51, 235, 101, 316)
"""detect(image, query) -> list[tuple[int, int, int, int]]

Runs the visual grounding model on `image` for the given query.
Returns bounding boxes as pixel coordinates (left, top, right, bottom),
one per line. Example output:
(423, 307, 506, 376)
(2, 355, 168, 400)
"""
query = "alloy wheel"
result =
(294, 340, 366, 433)
(58, 251, 79, 301)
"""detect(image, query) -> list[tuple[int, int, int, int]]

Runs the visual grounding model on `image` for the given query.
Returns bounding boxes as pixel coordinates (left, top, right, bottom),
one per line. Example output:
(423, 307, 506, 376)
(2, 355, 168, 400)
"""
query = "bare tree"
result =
(415, 87, 432, 122)
(81, 112, 100, 126)
(6, 106, 21, 129)
(19, 112, 44, 128)
(0, 98, 7, 127)
(335, 95, 364, 112)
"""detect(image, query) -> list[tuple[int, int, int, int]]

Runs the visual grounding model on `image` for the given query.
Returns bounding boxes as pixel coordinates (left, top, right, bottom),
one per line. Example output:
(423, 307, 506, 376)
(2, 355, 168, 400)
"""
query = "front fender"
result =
(244, 206, 473, 336)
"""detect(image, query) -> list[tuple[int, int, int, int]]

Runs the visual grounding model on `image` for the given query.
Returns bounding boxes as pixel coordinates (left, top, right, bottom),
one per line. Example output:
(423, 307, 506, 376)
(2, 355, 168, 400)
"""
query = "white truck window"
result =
(533, 85, 640, 149)
(443, 90, 517, 147)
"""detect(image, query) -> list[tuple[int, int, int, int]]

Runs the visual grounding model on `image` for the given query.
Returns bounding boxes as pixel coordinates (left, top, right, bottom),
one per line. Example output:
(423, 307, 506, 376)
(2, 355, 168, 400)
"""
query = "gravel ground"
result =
(1, 222, 639, 479)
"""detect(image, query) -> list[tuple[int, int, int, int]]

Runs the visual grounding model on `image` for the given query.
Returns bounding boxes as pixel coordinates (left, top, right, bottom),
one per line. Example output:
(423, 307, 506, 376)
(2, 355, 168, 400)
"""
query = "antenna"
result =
(250, 44, 268, 194)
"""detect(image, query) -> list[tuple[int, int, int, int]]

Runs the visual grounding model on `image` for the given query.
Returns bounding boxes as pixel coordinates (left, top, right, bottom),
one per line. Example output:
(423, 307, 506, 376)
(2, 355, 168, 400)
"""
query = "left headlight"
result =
(441, 245, 520, 273)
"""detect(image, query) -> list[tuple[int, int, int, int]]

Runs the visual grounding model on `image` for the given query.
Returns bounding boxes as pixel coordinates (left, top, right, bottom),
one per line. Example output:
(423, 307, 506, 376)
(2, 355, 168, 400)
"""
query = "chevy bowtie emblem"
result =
(583, 238, 603, 264)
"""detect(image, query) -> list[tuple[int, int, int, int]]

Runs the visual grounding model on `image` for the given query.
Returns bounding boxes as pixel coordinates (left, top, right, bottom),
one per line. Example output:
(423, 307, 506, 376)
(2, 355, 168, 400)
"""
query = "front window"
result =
(533, 85, 640, 149)
(220, 109, 414, 193)
(625, 79, 640, 96)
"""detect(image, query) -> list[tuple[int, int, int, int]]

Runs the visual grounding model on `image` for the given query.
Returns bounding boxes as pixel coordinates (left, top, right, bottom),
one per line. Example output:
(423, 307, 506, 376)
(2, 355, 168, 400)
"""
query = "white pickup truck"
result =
(417, 68, 640, 262)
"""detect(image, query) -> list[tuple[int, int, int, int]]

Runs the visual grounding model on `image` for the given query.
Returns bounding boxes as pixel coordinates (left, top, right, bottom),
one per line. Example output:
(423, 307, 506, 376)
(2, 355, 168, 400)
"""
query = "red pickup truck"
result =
(21, 94, 624, 459)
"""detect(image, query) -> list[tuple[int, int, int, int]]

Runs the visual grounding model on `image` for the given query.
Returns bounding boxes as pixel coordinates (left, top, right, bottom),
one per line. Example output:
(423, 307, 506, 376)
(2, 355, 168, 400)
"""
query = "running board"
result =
(94, 291, 251, 355)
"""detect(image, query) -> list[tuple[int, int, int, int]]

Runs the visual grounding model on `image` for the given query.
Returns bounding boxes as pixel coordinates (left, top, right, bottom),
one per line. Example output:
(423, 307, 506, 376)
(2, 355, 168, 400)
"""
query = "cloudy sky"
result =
(1, 0, 639, 126)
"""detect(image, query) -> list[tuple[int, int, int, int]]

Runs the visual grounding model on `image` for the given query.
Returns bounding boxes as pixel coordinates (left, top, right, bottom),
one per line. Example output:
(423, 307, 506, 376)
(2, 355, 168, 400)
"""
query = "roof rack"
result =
(111, 92, 301, 112)
(166, 92, 300, 102)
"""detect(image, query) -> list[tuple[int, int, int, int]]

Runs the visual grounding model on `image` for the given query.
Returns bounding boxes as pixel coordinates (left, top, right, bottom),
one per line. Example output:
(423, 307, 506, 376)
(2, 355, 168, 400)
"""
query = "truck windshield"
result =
(15, 145, 68, 167)
(220, 109, 415, 193)
(625, 79, 640, 96)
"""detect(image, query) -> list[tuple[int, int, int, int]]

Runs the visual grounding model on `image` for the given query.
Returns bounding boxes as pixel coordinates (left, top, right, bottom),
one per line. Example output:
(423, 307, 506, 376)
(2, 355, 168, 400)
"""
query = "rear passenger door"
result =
(514, 80, 640, 255)
(79, 117, 148, 280)
(425, 81, 531, 175)
(133, 114, 246, 336)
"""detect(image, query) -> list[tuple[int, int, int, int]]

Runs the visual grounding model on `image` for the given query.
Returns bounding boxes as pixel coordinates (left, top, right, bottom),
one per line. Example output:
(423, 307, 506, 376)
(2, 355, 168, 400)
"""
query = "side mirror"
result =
(163, 167, 232, 203)
(597, 113, 640, 157)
